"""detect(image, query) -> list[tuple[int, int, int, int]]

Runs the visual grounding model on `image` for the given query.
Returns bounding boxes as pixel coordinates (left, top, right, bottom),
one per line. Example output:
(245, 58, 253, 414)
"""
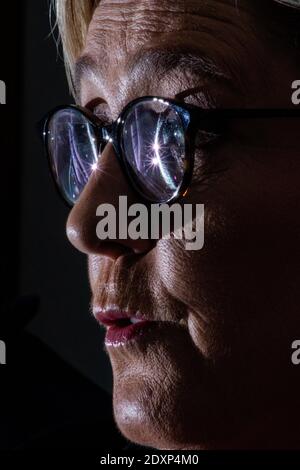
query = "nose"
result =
(66, 143, 155, 260)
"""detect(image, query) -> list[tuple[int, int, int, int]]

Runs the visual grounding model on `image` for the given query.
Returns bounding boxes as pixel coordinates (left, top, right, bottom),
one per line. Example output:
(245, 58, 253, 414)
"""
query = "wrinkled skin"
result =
(66, 0, 300, 449)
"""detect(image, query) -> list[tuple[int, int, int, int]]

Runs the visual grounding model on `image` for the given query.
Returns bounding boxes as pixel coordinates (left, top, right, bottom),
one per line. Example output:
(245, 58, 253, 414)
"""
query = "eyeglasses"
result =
(39, 96, 300, 207)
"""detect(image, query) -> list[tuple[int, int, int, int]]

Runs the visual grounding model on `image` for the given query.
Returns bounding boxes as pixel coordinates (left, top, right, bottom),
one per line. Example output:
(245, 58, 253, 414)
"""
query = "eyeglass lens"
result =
(46, 99, 190, 205)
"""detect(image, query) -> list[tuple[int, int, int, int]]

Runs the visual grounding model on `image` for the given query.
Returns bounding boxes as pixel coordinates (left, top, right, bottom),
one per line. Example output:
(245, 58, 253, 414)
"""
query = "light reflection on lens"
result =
(122, 100, 189, 202)
(47, 108, 98, 205)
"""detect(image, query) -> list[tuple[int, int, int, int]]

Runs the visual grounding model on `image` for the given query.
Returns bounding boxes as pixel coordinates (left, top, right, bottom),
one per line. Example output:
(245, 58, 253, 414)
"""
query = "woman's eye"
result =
(93, 109, 111, 126)
(86, 101, 111, 126)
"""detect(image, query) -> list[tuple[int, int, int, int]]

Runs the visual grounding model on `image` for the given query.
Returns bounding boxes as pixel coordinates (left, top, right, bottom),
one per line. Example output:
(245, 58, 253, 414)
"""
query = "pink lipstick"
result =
(94, 309, 153, 347)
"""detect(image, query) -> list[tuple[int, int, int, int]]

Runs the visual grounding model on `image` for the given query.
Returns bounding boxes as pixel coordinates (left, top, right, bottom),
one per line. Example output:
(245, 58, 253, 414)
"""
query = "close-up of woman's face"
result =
(46, 0, 300, 450)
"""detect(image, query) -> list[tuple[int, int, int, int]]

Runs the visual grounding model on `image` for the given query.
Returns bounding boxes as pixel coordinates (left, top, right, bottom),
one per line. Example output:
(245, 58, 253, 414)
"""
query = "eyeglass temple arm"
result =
(191, 108, 300, 120)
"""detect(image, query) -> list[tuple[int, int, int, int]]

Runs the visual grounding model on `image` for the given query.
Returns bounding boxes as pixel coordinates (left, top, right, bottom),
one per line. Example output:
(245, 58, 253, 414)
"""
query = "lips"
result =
(94, 309, 154, 347)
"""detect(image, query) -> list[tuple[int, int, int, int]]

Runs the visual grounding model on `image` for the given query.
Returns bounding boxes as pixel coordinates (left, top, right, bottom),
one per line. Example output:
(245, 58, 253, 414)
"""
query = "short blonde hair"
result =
(53, 0, 300, 94)
(53, 0, 100, 92)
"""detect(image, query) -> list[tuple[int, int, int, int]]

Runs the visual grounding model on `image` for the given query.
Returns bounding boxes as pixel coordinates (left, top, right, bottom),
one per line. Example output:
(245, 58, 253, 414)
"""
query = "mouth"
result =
(93, 308, 154, 347)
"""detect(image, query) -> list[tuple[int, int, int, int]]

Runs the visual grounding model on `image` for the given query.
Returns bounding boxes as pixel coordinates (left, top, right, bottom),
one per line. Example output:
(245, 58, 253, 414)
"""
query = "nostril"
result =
(93, 242, 136, 260)
(66, 220, 147, 259)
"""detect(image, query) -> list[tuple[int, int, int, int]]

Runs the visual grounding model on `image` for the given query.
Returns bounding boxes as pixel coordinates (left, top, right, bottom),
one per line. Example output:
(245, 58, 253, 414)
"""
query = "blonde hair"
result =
(53, 0, 300, 94)
(53, 0, 100, 93)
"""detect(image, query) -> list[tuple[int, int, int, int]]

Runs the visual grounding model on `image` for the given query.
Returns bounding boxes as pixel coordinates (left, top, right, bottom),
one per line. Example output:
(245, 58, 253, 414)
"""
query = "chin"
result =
(108, 333, 217, 450)
(112, 382, 198, 450)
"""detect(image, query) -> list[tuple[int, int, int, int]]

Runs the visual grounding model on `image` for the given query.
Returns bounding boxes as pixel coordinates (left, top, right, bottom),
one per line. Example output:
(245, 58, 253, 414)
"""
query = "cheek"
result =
(154, 152, 300, 357)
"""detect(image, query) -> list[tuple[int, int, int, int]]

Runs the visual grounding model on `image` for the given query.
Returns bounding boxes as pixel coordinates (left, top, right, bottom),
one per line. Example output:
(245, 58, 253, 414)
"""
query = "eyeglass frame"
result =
(38, 95, 300, 208)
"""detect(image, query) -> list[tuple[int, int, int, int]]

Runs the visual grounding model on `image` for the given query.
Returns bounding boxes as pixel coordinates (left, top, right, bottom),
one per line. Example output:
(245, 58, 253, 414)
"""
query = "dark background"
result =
(21, 0, 112, 393)
(0, 0, 127, 450)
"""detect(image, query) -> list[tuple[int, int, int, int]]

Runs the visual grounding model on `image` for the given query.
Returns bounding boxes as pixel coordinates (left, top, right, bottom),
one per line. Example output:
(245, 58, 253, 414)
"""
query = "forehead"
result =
(86, 0, 250, 42)
(79, 0, 265, 109)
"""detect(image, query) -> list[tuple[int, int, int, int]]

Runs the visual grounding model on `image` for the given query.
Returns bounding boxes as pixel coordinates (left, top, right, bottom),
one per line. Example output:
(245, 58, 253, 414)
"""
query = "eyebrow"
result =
(74, 45, 231, 101)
